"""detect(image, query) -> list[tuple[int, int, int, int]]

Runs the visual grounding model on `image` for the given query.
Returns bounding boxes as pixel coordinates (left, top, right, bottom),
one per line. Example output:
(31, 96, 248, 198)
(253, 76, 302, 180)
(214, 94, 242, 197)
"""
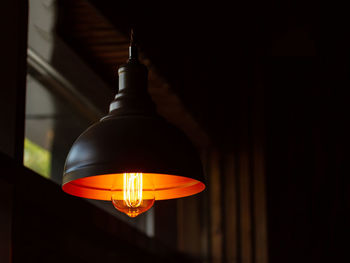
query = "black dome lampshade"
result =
(62, 31, 205, 217)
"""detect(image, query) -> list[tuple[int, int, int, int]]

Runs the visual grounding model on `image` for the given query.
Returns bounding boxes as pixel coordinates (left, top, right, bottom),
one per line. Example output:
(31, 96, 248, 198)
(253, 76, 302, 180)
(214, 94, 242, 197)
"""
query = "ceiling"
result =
(56, 0, 350, 148)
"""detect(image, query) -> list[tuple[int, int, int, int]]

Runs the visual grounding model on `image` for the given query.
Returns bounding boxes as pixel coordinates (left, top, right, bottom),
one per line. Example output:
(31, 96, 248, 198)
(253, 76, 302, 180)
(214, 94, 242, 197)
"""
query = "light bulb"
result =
(111, 173, 155, 218)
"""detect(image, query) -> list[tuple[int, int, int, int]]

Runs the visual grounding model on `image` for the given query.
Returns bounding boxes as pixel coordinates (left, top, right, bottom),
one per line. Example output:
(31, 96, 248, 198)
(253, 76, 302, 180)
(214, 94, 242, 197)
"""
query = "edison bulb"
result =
(111, 173, 155, 218)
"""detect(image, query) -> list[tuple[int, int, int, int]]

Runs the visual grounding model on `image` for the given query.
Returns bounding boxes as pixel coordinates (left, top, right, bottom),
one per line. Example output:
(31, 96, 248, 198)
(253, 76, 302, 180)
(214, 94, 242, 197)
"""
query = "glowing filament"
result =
(123, 173, 143, 207)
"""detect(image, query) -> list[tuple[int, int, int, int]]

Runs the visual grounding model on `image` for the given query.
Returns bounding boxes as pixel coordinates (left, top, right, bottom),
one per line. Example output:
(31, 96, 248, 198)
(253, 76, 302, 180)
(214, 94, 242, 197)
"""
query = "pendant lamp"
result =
(62, 31, 205, 217)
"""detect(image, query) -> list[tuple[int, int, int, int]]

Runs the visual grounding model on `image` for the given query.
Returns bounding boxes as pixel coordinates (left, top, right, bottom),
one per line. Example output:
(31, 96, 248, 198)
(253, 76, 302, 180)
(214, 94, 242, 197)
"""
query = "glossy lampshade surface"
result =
(62, 115, 205, 200)
(62, 42, 205, 214)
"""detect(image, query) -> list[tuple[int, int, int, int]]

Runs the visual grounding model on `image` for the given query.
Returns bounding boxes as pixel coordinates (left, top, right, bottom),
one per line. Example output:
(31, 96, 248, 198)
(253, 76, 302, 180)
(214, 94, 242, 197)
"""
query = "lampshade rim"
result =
(62, 172, 206, 201)
(63, 163, 206, 186)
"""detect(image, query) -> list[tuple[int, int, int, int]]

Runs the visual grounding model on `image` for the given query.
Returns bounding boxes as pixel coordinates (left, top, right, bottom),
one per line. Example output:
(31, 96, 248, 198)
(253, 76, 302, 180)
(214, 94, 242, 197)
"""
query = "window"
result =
(24, 73, 92, 183)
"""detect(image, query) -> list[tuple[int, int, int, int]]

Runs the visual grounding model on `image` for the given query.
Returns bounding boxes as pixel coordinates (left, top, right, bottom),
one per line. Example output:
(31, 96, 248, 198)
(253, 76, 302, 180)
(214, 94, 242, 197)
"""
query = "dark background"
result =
(1, 0, 349, 263)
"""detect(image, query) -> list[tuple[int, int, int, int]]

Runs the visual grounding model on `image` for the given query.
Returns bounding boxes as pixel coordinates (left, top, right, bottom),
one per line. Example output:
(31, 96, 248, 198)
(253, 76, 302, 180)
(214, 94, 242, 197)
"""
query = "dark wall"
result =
(201, 57, 350, 263)
(264, 58, 350, 263)
(0, 1, 27, 262)
(0, 0, 27, 159)
(0, 178, 13, 263)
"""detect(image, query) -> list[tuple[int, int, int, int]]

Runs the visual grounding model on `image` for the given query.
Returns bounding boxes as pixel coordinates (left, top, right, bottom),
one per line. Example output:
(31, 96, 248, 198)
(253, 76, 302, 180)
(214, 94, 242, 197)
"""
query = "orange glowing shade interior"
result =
(62, 173, 205, 201)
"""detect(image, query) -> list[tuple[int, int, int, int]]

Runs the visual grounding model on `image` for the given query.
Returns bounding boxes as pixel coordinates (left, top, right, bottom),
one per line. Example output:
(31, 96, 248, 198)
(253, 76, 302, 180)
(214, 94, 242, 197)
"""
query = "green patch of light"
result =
(23, 138, 51, 179)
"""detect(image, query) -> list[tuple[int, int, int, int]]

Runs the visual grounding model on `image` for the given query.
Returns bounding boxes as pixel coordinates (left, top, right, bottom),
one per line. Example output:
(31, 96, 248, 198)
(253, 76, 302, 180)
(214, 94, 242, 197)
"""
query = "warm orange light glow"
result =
(111, 173, 155, 217)
(110, 173, 154, 217)
(123, 173, 143, 208)
(62, 173, 205, 217)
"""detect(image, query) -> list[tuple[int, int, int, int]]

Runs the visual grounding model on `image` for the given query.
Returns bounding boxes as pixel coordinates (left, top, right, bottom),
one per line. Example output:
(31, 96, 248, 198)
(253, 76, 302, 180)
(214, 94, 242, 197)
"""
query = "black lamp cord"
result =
(128, 29, 139, 62)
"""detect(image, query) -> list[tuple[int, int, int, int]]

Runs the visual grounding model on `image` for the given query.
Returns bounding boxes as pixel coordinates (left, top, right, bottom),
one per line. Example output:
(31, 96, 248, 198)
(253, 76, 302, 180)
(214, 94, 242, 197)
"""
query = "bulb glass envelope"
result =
(62, 116, 206, 200)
